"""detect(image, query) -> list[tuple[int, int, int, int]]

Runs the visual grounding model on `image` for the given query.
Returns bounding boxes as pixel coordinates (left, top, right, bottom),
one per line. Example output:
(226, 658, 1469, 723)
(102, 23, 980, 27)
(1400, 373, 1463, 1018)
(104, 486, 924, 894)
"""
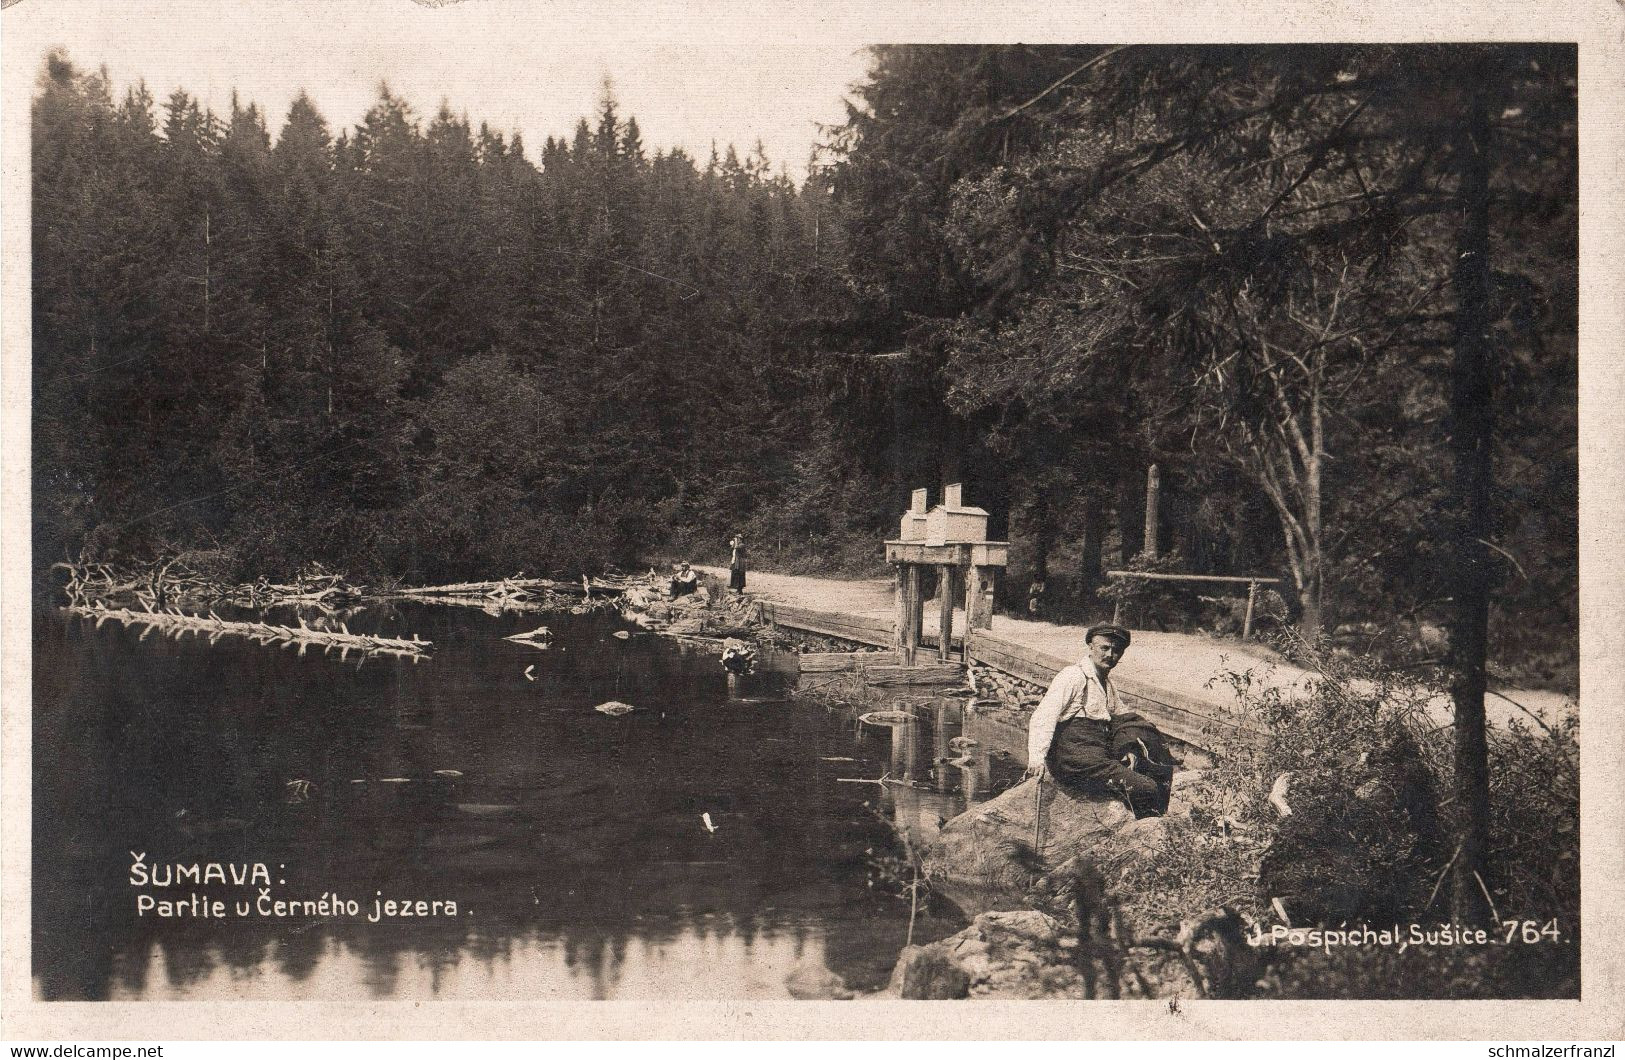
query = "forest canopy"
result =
(31, 45, 1576, 688)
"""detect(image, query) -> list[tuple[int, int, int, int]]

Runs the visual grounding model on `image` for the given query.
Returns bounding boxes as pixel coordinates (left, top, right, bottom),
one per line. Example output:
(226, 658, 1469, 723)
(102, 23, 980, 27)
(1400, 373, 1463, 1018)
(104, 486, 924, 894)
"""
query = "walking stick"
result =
(1033, 773, 1045, 856)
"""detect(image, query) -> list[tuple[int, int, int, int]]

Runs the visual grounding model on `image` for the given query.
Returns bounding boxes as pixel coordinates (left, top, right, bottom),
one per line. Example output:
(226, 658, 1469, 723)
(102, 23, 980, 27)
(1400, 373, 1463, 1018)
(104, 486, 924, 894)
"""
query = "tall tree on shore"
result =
(920, 42, 1575, 917)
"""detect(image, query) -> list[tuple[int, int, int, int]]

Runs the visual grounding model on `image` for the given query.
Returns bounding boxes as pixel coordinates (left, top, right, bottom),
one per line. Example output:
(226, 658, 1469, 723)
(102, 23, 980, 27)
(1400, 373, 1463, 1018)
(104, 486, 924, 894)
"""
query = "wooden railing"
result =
(1106, 569, 1282, 639)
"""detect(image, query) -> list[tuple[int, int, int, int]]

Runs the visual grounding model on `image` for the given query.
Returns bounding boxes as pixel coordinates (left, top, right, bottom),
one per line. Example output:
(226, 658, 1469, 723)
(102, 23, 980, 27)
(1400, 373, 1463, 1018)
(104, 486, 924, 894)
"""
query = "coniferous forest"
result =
(32, 45, 1577, 688)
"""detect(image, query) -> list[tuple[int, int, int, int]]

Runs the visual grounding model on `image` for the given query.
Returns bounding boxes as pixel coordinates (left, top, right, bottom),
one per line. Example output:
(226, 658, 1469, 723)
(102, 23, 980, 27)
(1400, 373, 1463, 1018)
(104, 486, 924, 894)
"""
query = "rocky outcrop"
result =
(622, 585, 764, 638)
(920, 772, 1208, 904)
(888, 906, 1255, 1000)
(890, 910, 1077, 999)
(895, 769, 1260, 999)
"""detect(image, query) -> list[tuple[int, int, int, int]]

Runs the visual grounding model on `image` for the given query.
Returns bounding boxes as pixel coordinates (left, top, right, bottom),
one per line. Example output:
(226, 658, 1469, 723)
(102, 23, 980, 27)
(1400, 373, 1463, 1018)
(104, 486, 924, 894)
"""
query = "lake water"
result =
(32, 601, 1020, 1001)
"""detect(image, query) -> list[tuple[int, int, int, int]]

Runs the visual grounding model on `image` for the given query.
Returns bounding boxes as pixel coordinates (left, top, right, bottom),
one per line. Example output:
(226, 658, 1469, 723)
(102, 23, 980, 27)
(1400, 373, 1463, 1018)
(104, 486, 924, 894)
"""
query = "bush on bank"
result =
(1106, 634, 1579, 999)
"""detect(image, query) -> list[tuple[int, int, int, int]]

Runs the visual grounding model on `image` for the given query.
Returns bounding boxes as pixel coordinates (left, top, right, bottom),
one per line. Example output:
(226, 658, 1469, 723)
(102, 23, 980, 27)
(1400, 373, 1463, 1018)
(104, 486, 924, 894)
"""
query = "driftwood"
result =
(395, 594, 556, 615)
(393, 576, 553, 598)
(66, 603, 432, 660)
(53, 557, 365, 610)
(394, 573, 641, 599)
(1268, 772, 1294, 817)
(391, 573, 638, 616)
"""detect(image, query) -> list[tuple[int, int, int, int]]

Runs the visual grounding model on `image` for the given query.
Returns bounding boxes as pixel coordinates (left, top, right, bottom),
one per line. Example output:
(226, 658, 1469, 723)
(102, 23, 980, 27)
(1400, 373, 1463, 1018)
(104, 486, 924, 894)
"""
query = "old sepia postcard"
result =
(2, 0, 1622, 1042)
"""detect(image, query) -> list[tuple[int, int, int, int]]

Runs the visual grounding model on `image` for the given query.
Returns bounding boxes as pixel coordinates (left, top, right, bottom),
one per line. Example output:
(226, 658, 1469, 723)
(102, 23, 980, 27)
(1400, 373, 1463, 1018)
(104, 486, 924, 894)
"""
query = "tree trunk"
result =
(1029, 490, 1053, 582)
(1299, 550, 1322, 642)
(1118, 471, 1145, 565)
(1300, 357, 1325, 639)
(1143, 463, 1161, 559)
(938, 408, 964, 491)
(1078, 500, 1106, 615)
(1446, 71, 1496, 925)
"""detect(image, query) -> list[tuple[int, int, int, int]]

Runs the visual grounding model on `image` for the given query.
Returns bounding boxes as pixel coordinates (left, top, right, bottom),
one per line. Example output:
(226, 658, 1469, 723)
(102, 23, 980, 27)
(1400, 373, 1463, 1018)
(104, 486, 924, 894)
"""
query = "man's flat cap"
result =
(1086, 623, 1132, 647)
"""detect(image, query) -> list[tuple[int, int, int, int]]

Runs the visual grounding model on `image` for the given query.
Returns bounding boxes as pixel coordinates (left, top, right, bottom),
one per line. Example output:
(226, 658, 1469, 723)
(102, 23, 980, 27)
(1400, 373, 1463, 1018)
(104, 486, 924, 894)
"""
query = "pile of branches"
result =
(53, 555, 644, 617)
(66, 601, 432, 660)
(53, 555, 366, 609)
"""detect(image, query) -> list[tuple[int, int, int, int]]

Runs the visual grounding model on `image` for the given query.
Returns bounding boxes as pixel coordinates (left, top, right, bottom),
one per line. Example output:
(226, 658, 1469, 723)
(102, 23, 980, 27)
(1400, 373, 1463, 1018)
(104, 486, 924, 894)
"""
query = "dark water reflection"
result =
(33, 602, 1018, 1001)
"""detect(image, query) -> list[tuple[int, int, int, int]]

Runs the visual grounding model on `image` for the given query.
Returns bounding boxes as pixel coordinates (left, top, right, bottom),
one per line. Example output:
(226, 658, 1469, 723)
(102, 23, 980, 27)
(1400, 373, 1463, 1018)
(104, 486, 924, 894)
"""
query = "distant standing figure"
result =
(670, 562, 699, 598)
(729, 535, 747, 595)
(1027, 577, 1046, 618)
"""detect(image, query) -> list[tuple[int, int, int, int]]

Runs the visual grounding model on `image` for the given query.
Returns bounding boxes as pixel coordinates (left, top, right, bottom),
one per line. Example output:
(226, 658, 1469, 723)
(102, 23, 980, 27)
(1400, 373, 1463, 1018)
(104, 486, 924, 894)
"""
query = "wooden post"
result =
(903, 566, 924, 666)
(1143, 463, 1160, 559)
(961, 566, 975, 663)
(1243, 580, 1258, 641)
(894, 565, 909, 654)
(965, 563, 993, 631)
(937, 565, 957, 663)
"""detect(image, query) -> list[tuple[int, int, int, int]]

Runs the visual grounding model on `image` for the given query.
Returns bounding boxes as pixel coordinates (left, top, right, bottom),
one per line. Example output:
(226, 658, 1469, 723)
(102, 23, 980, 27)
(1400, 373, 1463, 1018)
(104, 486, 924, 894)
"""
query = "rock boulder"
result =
(890, 907, 1245, 1000)
(920, 777, 1138, 898)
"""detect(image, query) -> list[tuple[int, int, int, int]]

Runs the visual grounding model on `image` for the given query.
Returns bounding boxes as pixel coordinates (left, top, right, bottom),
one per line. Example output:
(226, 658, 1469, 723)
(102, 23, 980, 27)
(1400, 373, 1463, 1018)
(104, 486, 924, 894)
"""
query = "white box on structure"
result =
(924, 483, 989, 544)
(898, 487, 929, 541)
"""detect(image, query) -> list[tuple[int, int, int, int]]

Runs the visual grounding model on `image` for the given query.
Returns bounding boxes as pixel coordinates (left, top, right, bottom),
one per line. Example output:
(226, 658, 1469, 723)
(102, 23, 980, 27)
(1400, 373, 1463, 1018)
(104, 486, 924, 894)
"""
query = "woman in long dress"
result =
(728, 535, 747, 595)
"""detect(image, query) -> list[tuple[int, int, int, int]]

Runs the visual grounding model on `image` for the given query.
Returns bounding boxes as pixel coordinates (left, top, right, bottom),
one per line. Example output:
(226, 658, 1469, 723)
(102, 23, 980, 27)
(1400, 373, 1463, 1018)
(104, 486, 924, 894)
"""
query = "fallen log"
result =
(394, 574, 638, 599)
(398, 594, 556, 615)
(862, 663, 967, 687)
(66, 603, 432, 660)
(392, 577, 554, 597)
(798, 650, 902, 673)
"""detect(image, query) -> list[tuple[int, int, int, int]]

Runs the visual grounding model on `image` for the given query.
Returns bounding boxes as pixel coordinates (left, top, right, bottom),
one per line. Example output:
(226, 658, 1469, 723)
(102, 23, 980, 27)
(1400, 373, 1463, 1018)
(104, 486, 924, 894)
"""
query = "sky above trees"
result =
(4, 0, 871, 181)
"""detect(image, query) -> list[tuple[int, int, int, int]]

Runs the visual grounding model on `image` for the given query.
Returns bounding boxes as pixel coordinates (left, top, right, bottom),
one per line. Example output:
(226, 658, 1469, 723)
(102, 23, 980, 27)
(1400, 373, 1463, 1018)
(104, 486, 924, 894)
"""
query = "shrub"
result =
(1095, 550, 1203, 630)
(1107, 631, 1580, 998)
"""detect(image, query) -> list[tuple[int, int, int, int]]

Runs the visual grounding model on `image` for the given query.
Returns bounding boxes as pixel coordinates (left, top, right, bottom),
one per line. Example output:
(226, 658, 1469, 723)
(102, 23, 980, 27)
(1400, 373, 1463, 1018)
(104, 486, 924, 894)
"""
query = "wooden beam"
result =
(763, 603, 894, 648)
(1105, 570, 1281, 585)
(864, 663, 965, 687)
(798, 651, 902, 673)
(885, 541, 1010, 567)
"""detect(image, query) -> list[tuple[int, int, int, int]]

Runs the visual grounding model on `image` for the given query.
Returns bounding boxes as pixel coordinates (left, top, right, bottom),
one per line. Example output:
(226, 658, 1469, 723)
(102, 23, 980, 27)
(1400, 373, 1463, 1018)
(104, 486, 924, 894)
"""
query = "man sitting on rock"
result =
(1024, 624, 1178, 818)
(669, 562, 699, 598)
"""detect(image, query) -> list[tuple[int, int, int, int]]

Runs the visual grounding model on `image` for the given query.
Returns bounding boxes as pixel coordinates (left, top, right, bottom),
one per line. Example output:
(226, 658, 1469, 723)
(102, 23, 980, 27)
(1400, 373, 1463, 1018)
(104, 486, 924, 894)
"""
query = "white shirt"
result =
(1026, 661, 1121, 766)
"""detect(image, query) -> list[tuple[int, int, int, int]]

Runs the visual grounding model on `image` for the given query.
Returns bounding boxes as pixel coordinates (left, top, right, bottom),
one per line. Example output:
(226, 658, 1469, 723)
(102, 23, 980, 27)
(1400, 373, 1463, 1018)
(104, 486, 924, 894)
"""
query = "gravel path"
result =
(702, 566, 1576, 732)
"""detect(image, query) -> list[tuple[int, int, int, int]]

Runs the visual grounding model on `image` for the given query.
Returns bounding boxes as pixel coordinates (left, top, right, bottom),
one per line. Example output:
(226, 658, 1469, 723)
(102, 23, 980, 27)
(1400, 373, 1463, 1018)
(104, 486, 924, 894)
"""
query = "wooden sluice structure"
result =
(886, 484, 1006, 666)
(762, 483, 1256, 754)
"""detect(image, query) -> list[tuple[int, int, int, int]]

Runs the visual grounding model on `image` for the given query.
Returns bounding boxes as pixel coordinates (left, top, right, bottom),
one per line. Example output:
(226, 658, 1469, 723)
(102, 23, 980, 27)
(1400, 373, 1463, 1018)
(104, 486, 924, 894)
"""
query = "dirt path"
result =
(702, 566, 1576, 732)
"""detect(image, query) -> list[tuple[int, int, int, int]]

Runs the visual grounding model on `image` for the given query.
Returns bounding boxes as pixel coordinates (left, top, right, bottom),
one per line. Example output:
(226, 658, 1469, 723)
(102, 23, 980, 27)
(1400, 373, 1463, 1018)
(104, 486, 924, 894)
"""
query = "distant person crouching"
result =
(670, 562, 699, 598)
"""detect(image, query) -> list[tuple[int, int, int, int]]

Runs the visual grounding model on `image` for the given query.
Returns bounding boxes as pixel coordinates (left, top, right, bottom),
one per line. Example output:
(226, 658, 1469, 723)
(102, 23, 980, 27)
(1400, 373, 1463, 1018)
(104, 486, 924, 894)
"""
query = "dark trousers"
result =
(1048, 713, 1175, 818)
